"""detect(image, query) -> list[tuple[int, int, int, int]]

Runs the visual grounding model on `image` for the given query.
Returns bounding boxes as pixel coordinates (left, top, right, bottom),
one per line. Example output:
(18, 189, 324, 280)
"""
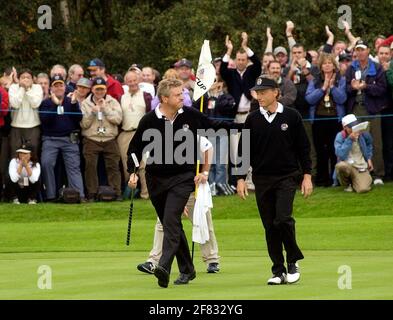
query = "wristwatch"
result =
(202, 171, 209, 177)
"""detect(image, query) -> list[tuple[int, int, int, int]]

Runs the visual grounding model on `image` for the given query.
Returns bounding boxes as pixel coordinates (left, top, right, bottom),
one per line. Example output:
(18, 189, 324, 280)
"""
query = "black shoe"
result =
(207, 263, 220, 273)
(137, 261, 155, 274)
(174, 270, 196, 285)
(216, 183, 229, 196)
(154, 265, 170, 288)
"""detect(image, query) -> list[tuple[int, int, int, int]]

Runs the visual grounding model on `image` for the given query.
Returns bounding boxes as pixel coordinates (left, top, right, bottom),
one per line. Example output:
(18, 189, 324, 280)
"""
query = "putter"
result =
(126, 153, 139, 246)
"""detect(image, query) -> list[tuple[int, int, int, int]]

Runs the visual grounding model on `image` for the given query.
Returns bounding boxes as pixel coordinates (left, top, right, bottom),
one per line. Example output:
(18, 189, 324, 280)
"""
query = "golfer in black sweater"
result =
(237, 76, 313, 285)
(127, 79, 241, 288)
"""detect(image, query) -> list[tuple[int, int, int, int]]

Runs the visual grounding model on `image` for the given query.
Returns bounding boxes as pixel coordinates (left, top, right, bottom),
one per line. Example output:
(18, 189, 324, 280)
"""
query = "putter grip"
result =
(126, 202, 133, 245)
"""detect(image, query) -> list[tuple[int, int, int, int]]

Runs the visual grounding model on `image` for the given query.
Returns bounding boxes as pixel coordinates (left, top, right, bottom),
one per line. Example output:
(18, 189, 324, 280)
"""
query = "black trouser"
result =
(7, 180, 41, 202)
(312, 117, 341, 186)
(146, 171, 195, 275)
(253, 174, 304, 276)
(381, 108, 393, 179)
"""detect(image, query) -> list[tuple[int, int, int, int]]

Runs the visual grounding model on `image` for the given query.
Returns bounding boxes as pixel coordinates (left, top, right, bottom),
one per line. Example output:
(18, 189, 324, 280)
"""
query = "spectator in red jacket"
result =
(87, 58, 124, 102)
(0, 85, 9, 200)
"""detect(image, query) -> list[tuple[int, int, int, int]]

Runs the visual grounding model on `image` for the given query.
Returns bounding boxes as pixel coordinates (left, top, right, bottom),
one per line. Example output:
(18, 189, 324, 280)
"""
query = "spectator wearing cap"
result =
(118, 70, 152, 199)
(7, 143, 41, 204)
(39, 75, 85, 201)
(36, 73, 50, 100)
(174, 58, 195, 98)
(345, 39, 389, 185)
(8, 69, 43, 155)
(274, 47, 289, 69)
(73, 77, 92, 104)
(50, 64, 74, 93)
(67, 64, 84, 92)
(338, 53, 352, 76)
(334, 114, 373, 193)
(305, 53, 347, 187)
(87, 58, 124, 102)
(80, 77, 123, 201)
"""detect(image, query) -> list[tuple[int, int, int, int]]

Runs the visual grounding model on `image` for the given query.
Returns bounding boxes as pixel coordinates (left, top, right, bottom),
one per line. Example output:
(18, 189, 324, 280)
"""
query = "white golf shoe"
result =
(267, 273, 287, 285)
(287, 263, 300, 284)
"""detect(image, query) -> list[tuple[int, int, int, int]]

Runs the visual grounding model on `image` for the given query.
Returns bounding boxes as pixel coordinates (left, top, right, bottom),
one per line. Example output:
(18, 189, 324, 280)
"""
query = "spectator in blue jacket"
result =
(306, 53, 347, 186)
(334, 114, 373, 193)
(345, 39, 388, 185)
(39, 75, 85, 201)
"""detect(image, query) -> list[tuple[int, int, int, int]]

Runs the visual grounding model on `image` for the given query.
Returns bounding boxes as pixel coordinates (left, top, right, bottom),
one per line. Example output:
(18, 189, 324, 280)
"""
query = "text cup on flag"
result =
(193, 40, 216, 101)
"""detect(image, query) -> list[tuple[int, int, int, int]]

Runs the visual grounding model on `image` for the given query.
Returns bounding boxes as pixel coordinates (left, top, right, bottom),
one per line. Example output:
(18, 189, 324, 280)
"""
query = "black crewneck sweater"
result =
(237, 106, 311, 179)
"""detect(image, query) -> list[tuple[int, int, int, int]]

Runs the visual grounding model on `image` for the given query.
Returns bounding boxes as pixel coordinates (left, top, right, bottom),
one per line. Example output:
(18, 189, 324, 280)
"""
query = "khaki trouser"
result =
(117, 130, 149, 199)
(335, 161, 372, 193)
(147, 193, 220, 265)
(82, 138, 122, 197)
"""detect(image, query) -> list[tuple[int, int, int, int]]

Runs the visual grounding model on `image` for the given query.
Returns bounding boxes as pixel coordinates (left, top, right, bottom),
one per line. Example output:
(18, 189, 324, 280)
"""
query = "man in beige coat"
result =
(80, 77, 122, 201)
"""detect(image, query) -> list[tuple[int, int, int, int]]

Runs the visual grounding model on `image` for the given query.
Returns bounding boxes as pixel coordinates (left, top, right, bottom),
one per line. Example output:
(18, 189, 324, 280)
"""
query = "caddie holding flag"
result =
(127, 43, 242, 288)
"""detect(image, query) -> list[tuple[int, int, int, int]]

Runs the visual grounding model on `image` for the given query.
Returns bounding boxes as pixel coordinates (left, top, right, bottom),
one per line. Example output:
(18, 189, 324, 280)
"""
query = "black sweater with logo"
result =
(127, 107, 243, 176)
(237, 106, 311, 179)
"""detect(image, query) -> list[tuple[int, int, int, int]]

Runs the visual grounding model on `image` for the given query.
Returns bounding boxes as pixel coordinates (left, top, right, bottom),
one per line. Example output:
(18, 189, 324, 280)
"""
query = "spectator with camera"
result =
(80, 77, 123, 201)
(39, 74, 85, 202)
(334, 114, 373, 193)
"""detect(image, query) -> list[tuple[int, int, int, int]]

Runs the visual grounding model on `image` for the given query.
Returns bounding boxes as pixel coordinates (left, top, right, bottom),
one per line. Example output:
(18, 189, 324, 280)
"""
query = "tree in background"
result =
(0, 0, 392, 75)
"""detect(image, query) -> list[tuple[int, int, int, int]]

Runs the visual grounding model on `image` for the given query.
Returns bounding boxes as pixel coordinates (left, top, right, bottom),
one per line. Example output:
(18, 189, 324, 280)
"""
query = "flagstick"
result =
(192, 95, 204, 262)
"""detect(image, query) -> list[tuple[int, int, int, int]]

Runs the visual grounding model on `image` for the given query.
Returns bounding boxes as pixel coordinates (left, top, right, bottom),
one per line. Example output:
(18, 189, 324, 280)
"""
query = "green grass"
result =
(0, 183, 393, 299)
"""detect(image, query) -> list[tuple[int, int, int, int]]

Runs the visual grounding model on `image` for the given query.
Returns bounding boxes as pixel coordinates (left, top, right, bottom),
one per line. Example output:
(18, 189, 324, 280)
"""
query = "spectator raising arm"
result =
(265, 27, 273, 53)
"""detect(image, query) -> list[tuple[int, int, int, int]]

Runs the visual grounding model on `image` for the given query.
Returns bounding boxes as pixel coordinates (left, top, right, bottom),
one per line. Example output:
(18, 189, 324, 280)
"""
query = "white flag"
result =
(193, 40, 216, 102)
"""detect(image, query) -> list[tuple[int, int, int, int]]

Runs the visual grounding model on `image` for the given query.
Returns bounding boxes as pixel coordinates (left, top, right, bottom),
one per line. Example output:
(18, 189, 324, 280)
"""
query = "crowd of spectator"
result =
(1, 20, 393, 203)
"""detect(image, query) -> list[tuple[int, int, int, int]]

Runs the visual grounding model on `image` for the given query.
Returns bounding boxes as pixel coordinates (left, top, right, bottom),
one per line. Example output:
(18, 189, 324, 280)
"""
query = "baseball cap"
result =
(50, 74, 65, 86)
(88, 58, 105, 69)
(128, 63, 143, 72)
(16, 143, 33, 154)
(355, 39, 369, 50)
(91, 77, 107, 89)
(251, 76, 279, 91)
(338, 53, 352, 62)
(76, 77, 92, 88)
(273, 46, 288, 56)
(175, 58, 192, 68)
(342, 114, 359, 128)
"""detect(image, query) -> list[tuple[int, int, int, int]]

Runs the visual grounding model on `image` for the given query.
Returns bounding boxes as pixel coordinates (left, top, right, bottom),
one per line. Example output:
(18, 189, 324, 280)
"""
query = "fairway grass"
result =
(1, 185, 393, 300)
(0, 217, 393, 300)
